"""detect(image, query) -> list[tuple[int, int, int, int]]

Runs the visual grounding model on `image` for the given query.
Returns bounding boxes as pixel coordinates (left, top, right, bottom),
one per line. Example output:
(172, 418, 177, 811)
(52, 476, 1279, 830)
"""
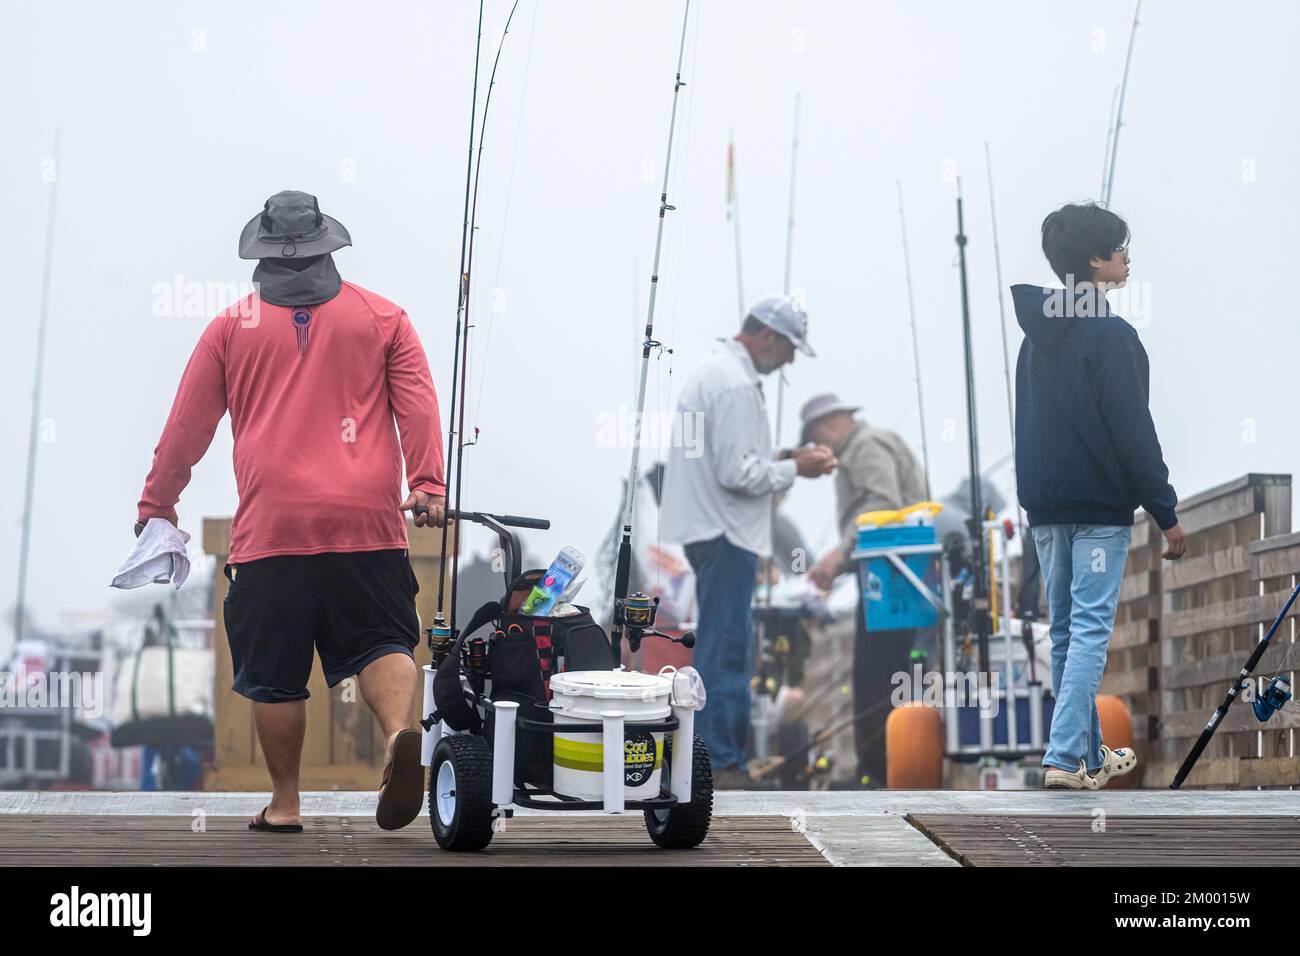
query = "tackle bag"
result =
(485, 605, 614, 791)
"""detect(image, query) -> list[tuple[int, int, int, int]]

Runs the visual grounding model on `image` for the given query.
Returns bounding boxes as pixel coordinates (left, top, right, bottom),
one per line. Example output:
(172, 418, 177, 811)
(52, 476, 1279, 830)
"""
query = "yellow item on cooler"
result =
(855, 500, 944, 529)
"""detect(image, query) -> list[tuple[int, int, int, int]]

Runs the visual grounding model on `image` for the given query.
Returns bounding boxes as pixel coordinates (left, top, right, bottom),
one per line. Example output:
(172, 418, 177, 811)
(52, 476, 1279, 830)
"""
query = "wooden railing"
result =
(1106, 474, 1298, 788)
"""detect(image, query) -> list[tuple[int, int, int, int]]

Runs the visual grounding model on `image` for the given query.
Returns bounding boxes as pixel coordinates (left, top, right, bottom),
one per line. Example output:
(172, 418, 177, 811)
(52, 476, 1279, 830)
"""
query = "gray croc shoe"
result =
(1043, 759, 1100, 790)
(1088, 745, 1138, 787)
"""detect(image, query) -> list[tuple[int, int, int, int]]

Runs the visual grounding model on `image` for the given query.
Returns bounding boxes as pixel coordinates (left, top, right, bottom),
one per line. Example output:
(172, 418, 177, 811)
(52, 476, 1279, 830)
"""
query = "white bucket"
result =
(549, 670, 672, 801)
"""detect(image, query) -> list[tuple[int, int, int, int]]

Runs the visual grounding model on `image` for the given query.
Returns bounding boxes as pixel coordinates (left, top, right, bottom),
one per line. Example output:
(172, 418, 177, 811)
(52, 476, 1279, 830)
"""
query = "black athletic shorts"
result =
(221, 548, 420, 703)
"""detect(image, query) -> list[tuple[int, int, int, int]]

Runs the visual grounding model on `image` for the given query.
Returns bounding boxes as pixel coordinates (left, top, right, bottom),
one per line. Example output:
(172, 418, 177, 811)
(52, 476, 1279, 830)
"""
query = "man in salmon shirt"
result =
(134, 190, 446, 832)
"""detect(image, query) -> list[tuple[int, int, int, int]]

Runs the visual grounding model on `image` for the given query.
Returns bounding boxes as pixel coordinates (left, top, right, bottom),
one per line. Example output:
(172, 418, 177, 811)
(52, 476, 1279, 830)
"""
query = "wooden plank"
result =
(203, 761, 391, 792)
(1174, 474, 1289, 536)
(0, 816, 827, 868)
(206, 520, 255, 771)
(1161, 545, 1249, 592)
(1160, 701, 1300, 739)
(1118, 572, 1151, 603)
(1108, 620, 1150, 650)
(1163, 589, 1300, 639)
(1251, 531, 1300, 580)
(1099, 668, 1149, 697)
(330, 677, 375, 766)
(1162, 643, 1300, 691)
(910, 814, 1300, 866)
(1142, 755, 1300, 789)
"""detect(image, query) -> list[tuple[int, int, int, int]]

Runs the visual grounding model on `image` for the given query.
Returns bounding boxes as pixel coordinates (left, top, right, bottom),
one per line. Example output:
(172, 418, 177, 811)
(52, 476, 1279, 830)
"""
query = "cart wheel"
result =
(429, 735, 496, 851)
(645, 734, 713, 849)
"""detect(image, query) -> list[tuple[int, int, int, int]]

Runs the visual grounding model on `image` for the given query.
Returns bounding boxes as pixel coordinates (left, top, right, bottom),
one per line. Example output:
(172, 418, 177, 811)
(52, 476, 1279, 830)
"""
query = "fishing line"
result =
(470, 0, 539, 435)
(434, 0, 525, 637)
(652, 0, 701, 598)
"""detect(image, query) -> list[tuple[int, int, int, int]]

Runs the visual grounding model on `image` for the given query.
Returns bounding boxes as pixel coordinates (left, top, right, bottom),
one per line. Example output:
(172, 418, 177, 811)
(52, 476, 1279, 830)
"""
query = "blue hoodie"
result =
(1012, 284, 1178, 530)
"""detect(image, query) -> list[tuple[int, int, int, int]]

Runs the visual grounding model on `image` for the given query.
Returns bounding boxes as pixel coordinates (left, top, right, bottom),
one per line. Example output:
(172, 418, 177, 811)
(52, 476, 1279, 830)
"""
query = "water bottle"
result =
(521, 546, 586, 616)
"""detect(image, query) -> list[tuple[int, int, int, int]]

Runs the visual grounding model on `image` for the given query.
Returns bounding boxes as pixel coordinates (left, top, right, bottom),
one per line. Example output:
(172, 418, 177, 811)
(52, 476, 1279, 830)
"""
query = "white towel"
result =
(111, 518, 192, 589)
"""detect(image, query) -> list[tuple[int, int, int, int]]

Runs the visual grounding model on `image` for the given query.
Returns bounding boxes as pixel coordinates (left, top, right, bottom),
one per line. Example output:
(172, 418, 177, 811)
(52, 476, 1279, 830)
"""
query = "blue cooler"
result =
(855, 523, 940, 632)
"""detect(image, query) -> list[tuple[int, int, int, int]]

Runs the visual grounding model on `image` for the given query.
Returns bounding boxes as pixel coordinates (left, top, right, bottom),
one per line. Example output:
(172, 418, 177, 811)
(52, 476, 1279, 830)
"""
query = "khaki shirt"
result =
(833, 421, 928, 558)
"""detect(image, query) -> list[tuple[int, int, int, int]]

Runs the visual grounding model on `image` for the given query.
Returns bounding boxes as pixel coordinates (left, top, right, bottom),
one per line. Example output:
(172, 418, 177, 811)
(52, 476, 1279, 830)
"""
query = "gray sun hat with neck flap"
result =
(799, 391, 860, 444)
(238, 190, 352, 260)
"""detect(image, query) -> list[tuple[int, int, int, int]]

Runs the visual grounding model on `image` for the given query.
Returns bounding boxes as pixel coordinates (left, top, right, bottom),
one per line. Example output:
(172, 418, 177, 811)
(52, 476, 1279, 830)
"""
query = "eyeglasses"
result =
(1112, 243, 1130, 259)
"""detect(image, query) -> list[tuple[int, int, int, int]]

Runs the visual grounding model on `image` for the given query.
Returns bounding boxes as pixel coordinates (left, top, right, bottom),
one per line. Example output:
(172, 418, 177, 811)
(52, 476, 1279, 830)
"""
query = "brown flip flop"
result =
(376, 729, 425, 830)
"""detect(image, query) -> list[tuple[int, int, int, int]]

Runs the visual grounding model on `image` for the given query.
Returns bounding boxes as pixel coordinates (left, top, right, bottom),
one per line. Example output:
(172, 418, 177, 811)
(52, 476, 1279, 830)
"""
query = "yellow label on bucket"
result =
(553, 736, 663, 778)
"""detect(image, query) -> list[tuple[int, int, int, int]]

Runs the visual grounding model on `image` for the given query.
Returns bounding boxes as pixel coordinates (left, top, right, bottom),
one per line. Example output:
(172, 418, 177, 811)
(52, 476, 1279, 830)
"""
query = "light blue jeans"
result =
(1032, 523, 1132, 773)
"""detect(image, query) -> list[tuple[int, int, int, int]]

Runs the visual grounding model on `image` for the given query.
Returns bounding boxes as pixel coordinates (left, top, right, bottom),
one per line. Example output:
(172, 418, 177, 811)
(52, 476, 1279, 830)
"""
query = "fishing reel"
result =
(1250, 675, 1292, 722)
(427, 618, 455, 663)
(618, 592, 696, 654)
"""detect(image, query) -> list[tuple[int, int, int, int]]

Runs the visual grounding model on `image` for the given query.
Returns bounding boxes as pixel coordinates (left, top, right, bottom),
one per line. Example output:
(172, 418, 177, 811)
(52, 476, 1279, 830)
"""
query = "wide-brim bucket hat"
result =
(238, 190, 352, 259)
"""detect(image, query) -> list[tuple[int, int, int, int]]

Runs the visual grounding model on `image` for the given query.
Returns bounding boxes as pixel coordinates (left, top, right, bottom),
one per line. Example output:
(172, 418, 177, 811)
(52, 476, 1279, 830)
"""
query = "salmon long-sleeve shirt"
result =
(137, 281, 446, 563)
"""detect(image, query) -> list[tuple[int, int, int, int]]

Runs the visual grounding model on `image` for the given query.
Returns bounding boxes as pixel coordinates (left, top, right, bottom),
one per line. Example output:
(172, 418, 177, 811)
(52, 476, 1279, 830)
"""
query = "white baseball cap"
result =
(747, 294, 814, 357)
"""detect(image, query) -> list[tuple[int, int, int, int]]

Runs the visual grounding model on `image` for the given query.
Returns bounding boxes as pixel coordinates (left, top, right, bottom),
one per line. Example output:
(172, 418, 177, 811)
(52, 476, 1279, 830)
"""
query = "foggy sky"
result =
(3, 0, 1299, 655)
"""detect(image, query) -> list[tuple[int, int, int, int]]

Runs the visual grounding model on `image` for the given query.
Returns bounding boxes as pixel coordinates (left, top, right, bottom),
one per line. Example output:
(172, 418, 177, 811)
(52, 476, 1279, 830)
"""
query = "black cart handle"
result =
(442, 508, 550, 531)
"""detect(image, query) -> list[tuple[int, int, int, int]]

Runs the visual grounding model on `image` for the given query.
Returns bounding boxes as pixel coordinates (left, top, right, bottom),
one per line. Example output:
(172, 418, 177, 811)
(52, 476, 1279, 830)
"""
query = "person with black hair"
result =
(1012, 202, 1186, 790)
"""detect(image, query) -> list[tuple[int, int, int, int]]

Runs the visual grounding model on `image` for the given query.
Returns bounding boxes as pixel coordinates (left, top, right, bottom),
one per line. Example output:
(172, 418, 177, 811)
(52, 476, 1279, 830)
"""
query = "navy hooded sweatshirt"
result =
(1012, 284, 1178, 530)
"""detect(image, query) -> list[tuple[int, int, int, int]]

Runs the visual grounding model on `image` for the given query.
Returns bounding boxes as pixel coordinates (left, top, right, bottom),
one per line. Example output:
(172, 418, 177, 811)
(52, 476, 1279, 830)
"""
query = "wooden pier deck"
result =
(3, 790, 1297, 867)
(910, 814, 1300, 867)
(0, 814, 827, 867)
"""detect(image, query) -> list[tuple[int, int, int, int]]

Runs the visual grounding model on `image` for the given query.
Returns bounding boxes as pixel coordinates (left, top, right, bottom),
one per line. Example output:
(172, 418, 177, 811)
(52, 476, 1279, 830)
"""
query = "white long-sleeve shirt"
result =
(659, 339, 796, 557)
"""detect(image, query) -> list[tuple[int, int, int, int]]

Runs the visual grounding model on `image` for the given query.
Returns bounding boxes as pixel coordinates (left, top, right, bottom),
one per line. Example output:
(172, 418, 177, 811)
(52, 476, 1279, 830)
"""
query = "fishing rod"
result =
(431, 1, 484, 642)
(15, 127, 61, 646)
(726, 130, 745, 321)
(1102, 0, 1142, 206)
(1171, 580, 1296, 789)
(432, 0, 523, 643)
(761, 94, 801, 615)
(1099, 86, 1120, 201)
(611, 0, 692, 666)
(984, 144, 1025, 547)
(772, 92, 801, 449)
(955, 178, 991, 675)
(895, 179, 931, 501)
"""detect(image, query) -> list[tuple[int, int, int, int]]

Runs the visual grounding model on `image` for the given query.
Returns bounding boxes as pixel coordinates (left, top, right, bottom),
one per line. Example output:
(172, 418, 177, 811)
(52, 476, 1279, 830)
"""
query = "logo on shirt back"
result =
(291, 308, 312, 355)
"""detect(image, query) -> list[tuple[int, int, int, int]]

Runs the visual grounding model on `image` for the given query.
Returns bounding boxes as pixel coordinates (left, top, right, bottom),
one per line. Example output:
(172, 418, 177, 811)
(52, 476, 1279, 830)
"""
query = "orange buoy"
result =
(886, 702, 944, 789)
(1096, 694, 1136, 789)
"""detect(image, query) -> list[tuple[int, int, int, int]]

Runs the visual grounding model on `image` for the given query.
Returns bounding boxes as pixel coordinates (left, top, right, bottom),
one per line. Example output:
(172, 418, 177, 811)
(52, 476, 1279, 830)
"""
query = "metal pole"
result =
(15, 127, 61, 645)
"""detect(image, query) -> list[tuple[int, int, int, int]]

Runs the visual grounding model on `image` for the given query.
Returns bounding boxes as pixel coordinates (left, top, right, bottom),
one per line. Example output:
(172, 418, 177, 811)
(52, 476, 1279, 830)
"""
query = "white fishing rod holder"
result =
(452, 697, 691, 815)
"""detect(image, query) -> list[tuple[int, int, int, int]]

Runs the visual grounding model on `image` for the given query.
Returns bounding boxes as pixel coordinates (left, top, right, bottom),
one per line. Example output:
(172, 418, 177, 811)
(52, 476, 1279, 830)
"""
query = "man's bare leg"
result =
(358, 652, 418, 775)
(251, 699, 306, 827)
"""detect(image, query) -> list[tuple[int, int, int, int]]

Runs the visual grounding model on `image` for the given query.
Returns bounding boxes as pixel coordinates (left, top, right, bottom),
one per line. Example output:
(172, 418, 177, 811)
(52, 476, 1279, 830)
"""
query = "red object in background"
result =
(621, 627, 694, 674)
